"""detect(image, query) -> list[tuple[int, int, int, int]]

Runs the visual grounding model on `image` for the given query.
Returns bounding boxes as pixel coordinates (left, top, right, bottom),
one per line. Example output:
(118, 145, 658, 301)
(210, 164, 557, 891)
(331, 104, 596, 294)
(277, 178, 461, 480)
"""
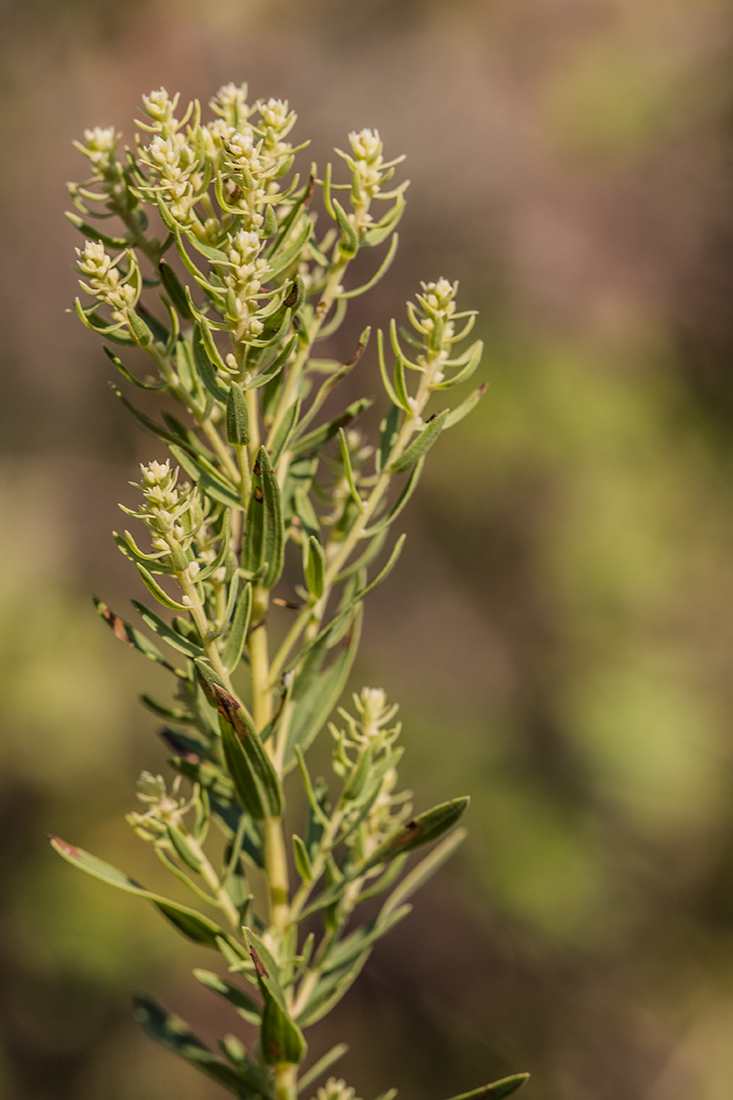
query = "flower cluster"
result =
(72, 126, 120, 181)
(127, 771, 189, 841)
(332, 688, 412, 864)
(76, 241, 141, 324)
(222, 227, 269, 341)
(337, 128, 406, 235)
(136, 89, 202, 226)
(312, 1079, 361, 1100)
(126, 460, 202, 558)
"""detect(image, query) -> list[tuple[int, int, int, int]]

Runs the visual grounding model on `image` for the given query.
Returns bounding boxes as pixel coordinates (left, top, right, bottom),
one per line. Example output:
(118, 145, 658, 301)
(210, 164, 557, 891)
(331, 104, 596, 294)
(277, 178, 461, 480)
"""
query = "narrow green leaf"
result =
(292, 834, 313, 883)
(297, 1045, 349, 1093)
(338, 428, 363, 508)
(360, 796, 470, 874)
(196, 511, 232, 582)
(132, 997, 253, 1096)
(295, 950, 370, 1026)
(245, 335, 296, 391)
(159, 259, 194, 320)
(380, 827, 466, 919)
(193, 969, 262, 1026)
(167, 823, 203, 872)
(269, 398, 301, 465)
(192, 323, 229, 402)
(321, 905, 411, 977)
(131, 599, 203, 659)
(244, 928, 308, 1066)
(445, 1075, 530, 1100)
(126, 308, 154, 347)
(284, 605, 363, 769)
(66, 211, 128, 248)
(362, 458, 424, 537)
(220, 718, 267, 820)
(337, 233, 398, 299)
(377, 329, 400, 409)
(222, 581, 252, 672)
(226, 384, 249, 445)
(136, 564, 190, 611)
(393, 352, 412, 413)
(390, 408, 449, 473)
(211, 682, 284, 818)
(304, 535, 325, 599)
(433, 339, 484, 390)
(443, 382, 488, 429)
(259, 446, 285, 589)
(93, 597, 176, 672)
(362, 190, 406, 246)
(103, 346, 166, 390)
(168, 443, 241, 508)
(242, 462, 266, 577)
(49, 837, 225, 946)
(266, 215, 312, 278)
(290, 397, 374, 458)
(377, 403, 401, 473)
(332, 198, 357, 257)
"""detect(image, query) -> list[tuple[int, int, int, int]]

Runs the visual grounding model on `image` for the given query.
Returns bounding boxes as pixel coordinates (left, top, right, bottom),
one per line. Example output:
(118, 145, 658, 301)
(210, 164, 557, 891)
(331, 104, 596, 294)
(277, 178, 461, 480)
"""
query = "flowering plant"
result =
(52, 82, 528, 1100)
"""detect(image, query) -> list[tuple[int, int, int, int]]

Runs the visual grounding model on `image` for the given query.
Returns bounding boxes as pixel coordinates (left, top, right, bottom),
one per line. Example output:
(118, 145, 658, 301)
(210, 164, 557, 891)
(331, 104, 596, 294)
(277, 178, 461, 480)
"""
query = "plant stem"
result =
(274, 1063, 297, 1100)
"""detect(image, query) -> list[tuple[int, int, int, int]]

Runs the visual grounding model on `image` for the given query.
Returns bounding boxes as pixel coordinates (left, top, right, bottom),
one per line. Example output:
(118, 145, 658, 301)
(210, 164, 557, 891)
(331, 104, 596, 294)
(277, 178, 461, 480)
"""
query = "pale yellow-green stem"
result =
(273, 1063, 298, 1100)
(248, 584, 291, 939)
(264, 814, 291, 936)
(177, 567, 235, 693)
(249, 585, 273, 731)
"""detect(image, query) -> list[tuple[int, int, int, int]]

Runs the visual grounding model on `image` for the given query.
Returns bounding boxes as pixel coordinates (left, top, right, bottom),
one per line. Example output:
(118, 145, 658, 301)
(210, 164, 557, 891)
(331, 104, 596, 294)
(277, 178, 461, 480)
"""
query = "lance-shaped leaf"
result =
(242, 462, 266, 577)
(208, 679, 284, 819)
(169, 443, 241, 509)
(359, 796, 470, 875)
(133, 997, 262, 1097)
(103, 346, 166, 391)
(192, 322, 229, 402)
(295, 949, 371, 1027)
(193, 969, 262, 1026)
(245, 335, 297, 391)
(137, 564, 190, 611)
(443, 382, 488, 430)
(244, 928, 307, 1066)
(222, 581, 252, 672)
(319, 904, 411, 978)
(362, 457, 424, 537)
(259, 446, 285, 589)
(226, 384, 249, 446)
(266, 215, 312, 279)
(304, 535, 325, 599)
(270, 398, 301, 465)
(391, 408, 449, 474)
(337, 233, 399, 299)
(433, 339, 484, 390)
(284, 604, 363, 770)
(290, 397, 374, 458)
(444, 1075, 530, 1100)
(297, 1045, 349, 1094)
(93, 598, 177, 673)
(379, 827, 467, 920)
(113, 530, 173, 574)
(131, 599, 204, 659)
(332, 198, 357, 257)
(66, 211, 128, 248)
(49, 838, 226, 947)
(377, 403, 401, 473)
(159, 259, 194, 320)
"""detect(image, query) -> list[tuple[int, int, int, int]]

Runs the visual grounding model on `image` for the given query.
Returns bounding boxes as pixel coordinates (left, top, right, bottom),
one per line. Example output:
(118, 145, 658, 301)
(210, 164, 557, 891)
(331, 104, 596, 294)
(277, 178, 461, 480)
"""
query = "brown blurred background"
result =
(5, 0, 733, 1097)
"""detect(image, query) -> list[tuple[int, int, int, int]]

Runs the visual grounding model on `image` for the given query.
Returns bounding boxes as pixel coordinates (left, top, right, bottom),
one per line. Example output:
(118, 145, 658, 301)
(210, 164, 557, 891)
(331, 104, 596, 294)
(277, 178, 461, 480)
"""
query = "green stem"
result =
(273, 1063, 297, 1100)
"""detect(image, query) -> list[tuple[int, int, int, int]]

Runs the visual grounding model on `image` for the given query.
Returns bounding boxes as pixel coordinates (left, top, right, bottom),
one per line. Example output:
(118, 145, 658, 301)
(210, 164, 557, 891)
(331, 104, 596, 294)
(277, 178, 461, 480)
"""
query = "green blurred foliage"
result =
(5, 0, 733, 1098)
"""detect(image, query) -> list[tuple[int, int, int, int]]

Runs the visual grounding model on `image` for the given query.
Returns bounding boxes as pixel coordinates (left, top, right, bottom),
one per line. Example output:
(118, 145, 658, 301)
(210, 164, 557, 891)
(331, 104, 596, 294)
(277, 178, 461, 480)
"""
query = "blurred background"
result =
(4, 0, 733, 1097)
